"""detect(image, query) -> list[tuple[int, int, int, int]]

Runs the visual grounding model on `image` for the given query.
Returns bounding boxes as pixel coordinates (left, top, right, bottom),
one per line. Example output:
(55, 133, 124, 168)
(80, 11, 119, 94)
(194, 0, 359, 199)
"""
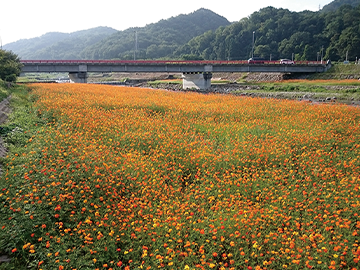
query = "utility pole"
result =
(134, 31, 138, 60)
(321, 46, 324, 64)
(251, 31, 255, 58)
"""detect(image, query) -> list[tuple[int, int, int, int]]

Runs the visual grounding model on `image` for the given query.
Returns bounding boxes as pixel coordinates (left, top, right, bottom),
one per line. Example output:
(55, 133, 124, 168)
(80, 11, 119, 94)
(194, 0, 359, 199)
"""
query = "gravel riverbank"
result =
(141, 81, 360, 106)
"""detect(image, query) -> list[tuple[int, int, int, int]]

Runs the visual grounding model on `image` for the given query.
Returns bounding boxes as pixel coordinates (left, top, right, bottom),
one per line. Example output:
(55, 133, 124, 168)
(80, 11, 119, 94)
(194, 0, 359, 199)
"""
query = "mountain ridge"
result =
(4, 9, 230, 60)
(4, 26, 118, 60)
(321, 0, 360, 11)
(80, 8, 230, 60)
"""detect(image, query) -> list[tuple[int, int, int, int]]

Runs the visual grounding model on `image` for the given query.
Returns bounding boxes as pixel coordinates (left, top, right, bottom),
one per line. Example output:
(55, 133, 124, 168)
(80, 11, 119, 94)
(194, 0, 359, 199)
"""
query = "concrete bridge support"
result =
(69, 72, 88, 83)
(182, 72, 212, 90)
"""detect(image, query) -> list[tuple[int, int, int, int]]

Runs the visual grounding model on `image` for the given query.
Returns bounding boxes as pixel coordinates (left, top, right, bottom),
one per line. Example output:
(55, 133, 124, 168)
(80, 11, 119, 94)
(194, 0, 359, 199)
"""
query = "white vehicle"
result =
(280, 59, 295, 64)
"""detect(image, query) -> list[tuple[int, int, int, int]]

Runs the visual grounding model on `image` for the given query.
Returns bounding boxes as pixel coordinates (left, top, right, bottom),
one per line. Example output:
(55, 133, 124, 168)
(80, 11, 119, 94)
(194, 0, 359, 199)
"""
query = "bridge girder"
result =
(20, 60, 331, 89)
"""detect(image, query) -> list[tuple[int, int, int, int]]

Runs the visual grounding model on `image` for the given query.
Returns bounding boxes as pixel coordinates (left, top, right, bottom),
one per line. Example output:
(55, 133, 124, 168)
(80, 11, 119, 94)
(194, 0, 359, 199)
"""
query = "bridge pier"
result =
(182, 72, 212, 90)
(69, 72, 88, 83)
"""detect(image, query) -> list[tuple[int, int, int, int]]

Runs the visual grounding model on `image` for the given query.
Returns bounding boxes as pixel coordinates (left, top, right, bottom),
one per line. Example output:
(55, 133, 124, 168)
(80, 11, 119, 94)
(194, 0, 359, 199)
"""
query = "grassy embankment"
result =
(238, 63, 360, 102)
(309, 62, 360, 80)
(0, 81, 43, 269)
(0, 81, 12, 101)
(237, 79, 360, 102)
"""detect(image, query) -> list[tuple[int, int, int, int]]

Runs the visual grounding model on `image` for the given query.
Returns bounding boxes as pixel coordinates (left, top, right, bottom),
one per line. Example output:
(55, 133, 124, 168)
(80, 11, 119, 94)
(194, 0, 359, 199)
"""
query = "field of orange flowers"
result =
(0, 83, 360, 270)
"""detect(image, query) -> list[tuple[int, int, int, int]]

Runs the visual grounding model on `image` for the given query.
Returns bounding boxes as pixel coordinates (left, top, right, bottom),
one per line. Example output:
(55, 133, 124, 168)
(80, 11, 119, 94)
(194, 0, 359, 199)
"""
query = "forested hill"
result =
(4, 9, 230, 60)
(3, 27, 118, 60)
(321, 0, 360, 12)
(80, 8, 230, 60)
(174, 2, 360, 62)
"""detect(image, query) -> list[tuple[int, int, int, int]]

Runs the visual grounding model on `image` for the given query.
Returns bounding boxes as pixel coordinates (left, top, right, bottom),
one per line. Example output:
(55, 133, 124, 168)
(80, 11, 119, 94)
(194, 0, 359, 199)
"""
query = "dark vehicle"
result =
(248, 57, 265, 64)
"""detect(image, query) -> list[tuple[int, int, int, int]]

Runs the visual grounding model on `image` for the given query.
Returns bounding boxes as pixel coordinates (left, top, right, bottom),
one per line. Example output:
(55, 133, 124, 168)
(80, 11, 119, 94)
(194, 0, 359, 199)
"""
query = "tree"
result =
(301, 44, 314, 60)
(254, 45, 271, 59)
(335, 27, 360, 60)
(0, 49, 22, 82)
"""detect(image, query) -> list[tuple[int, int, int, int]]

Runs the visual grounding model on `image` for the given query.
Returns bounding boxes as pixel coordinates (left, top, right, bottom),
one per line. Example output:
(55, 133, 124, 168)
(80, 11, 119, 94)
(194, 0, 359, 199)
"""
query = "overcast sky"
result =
(1, 0, 333, 46)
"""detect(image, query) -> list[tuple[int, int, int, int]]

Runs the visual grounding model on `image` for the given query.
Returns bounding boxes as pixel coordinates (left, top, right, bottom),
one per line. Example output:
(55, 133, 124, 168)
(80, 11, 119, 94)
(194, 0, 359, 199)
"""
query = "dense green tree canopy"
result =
(0, 49, 22, 82)
(174, 4, 360, 62)
(321, 0, 360, 12)
(80, 9, 230, 60)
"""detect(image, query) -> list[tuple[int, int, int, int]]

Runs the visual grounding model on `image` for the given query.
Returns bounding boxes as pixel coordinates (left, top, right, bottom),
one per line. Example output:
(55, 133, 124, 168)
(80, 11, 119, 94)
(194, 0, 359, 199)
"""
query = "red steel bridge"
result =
(20, 60, 331, 89)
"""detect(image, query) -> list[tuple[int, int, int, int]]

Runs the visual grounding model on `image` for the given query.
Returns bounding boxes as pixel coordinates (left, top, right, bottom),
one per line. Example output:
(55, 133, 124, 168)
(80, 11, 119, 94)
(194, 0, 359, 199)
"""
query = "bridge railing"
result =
(20, 60, 326, 65)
